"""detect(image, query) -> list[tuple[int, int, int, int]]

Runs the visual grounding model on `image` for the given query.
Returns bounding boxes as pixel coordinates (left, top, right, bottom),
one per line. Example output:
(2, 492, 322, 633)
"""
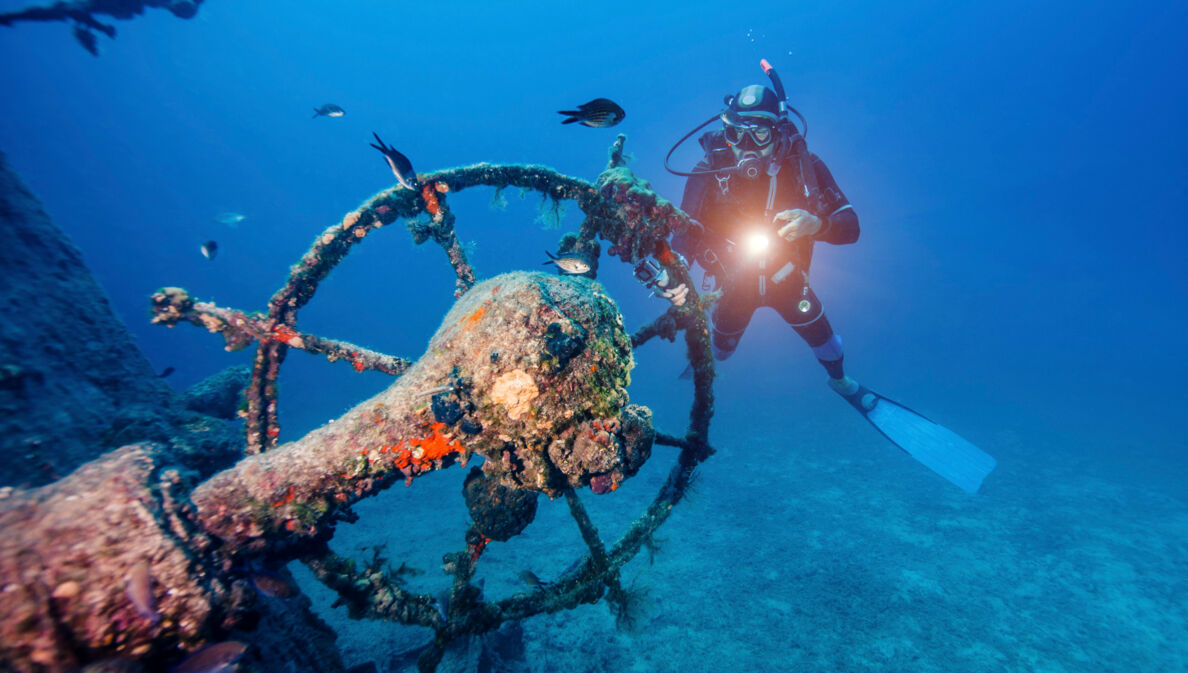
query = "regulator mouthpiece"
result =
(736, 154, 764, 179)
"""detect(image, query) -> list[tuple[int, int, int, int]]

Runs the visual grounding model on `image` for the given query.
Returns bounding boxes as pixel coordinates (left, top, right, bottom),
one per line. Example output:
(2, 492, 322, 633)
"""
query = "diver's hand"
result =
(775, 209, 822, 242)
(657, 283, 689, 307)
(635, 259, 688, 306)
(654, 269, 689, 307)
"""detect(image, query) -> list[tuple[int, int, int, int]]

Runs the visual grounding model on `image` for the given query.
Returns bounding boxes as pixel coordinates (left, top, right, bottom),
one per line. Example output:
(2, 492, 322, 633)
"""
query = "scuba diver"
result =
(648, 60, 997, 493)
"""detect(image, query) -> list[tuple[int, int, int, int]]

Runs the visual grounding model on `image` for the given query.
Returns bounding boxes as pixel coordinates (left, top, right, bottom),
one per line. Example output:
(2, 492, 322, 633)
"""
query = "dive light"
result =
(744, 231, 770, 257)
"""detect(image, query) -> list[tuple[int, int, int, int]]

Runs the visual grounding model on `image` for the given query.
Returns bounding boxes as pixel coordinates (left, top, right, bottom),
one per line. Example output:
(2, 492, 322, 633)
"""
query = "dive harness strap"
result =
(756, 133, 821, 297)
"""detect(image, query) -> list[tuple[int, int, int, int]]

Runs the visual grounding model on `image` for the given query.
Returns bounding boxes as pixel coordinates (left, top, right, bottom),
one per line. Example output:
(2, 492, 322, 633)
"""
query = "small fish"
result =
(542, 250, 591, 275)
(81, 658, 143, 673)
(249, 570, 294, 599)
(557, 98, 626, 128)
(213, 212, 246, 227)
(170, 641, 248, 673)
(157, 367, 175, 378)
(388, 644, 430, 670)
(369, 132, 420, 191)
(125, 561, 160, 625)
(417, 384, 455, 397)
(518, 570, 550, 589)
(200, 240, 218, 260)
(312, 103, 345, 118)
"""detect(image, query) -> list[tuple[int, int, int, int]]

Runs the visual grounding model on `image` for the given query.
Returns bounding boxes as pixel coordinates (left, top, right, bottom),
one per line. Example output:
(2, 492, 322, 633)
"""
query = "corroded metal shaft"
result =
(192, 271, 643, 551)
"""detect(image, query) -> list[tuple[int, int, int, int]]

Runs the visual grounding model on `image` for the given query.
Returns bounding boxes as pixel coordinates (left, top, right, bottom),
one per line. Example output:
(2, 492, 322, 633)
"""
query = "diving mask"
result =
(723, 118, 776, 148)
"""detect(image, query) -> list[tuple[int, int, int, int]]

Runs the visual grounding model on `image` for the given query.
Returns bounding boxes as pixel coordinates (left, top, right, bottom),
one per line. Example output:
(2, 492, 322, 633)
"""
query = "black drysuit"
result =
(672, 130, 860, 373)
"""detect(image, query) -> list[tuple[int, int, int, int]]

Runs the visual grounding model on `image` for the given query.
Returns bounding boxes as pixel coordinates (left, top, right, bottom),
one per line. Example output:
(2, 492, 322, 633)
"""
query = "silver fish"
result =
(170, 641, 248, 673)
(125, 561, 159, 624)
(312, 103, 345, 118)
(369, 132, 419, 192)
(80, 658, 142, 673)
(213, 212, 246, 227)
(542, 250, 591, 275)
(517, 570, 550, 589)
(417, 384, 455, 397)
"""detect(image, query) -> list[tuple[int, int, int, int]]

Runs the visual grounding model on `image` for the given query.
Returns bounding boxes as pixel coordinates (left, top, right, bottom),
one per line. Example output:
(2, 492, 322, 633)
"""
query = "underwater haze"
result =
(2, 0, 1186, 671)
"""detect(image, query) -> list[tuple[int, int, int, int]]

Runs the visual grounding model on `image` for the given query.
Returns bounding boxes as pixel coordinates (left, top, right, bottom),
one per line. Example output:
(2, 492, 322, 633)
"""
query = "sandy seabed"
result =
(293, 404, 1188, 673)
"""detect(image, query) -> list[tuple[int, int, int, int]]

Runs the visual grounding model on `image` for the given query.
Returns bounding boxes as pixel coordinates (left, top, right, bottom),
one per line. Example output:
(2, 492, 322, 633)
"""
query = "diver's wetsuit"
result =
(672, 130, 859, 377)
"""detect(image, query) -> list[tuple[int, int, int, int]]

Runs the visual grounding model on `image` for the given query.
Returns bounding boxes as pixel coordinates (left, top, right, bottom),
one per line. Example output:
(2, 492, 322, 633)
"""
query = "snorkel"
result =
(759, 58, 788, 117)
(757, 57, 810, 141)
(729, 60, 789, 179)
(664, 59, 809, 179)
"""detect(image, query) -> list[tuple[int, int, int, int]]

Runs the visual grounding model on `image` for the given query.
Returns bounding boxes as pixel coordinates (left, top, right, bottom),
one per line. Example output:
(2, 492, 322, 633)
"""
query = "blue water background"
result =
(2, 1, 1186, 670)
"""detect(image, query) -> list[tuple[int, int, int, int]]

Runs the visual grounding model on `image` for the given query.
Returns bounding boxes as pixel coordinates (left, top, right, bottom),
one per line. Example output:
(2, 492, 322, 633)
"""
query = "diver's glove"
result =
(655, 270, 689, 306)
(775, 209, 823, 242)
(634, 259, 689, 307)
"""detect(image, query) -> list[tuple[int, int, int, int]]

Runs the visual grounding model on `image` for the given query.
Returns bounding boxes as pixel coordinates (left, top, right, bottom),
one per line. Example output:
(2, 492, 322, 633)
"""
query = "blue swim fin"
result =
(836, 383, 996, 494)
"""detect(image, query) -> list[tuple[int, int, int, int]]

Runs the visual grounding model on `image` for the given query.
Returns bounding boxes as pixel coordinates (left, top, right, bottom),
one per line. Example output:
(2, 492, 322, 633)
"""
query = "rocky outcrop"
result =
(0, 152, 345, 673)
(0, 150, 175, 487)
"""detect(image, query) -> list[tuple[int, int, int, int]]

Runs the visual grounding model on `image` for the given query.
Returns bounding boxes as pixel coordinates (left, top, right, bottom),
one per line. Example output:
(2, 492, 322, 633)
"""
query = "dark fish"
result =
(125, 561, 159, 624)
(542, 250, 591, 275)
(72, 24, 99, 57)
(157, 367, 175, 378)
(170, 641, 248, 673)
(249, 570, 294, 599)
(557, 98, 626, 128)
(200, 241, 218, 260)
(312, 103, 345, 118)
(369, 132, 420, 191)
